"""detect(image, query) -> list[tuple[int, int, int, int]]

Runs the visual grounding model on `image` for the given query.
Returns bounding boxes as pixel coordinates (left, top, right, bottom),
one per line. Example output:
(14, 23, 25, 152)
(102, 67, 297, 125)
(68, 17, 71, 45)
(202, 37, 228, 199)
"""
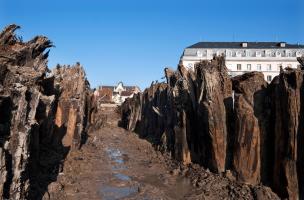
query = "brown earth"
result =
(46, 106, 195, 200)
(46, 106, 278, 200)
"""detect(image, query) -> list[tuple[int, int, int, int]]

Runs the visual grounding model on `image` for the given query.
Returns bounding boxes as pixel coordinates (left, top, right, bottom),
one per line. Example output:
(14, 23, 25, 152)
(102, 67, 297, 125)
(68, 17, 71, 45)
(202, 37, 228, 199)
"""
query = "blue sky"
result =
(1, 0, 303, 89)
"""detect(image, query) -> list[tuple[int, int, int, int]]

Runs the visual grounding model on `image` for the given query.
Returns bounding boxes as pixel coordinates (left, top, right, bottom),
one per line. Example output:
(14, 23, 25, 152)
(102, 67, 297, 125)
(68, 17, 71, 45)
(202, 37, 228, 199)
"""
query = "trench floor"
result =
(48, 107, 195, 200)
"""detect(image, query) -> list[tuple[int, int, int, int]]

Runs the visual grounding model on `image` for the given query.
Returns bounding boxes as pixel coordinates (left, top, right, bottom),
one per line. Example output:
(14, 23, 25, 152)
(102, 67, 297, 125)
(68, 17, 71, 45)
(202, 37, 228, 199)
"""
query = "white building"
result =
(181, 42, 304, 82)
(100, 82, 141, 104)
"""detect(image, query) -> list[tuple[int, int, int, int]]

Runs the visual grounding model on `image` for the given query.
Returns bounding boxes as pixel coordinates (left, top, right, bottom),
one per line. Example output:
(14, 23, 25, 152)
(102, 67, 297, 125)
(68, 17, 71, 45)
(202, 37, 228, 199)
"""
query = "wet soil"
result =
(44, 106, 279, 200)
(45, 107, 195, 200)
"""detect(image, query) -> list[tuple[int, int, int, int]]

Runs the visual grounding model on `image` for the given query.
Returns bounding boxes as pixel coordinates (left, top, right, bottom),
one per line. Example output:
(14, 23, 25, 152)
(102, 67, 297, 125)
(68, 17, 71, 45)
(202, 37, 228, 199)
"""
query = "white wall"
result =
(181, 48, 303, 82)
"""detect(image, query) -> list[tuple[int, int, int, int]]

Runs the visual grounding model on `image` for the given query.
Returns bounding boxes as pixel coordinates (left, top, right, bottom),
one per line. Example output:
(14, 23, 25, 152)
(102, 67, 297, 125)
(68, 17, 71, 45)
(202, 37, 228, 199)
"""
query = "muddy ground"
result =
(45, 106, 278, 200)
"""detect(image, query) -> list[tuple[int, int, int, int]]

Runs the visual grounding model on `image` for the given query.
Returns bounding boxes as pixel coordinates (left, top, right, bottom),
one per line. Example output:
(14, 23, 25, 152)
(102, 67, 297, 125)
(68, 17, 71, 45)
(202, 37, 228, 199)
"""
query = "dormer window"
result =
(280, 42, 286, 47)
(242, 42, 248, 47)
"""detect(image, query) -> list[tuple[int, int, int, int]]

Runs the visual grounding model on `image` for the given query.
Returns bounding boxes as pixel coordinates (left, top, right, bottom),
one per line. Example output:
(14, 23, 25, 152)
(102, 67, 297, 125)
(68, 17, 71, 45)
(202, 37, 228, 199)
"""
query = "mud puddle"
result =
(99, 147, 138, 199)
(99, 146, 193, 199)
(114, 173, 131, 181)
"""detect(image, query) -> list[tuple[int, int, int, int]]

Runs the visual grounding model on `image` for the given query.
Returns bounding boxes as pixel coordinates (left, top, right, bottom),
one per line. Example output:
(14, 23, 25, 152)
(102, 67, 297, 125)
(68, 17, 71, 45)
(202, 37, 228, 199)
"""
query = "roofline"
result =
(186, 47, 304, 49)
(186, 41, 304, 49)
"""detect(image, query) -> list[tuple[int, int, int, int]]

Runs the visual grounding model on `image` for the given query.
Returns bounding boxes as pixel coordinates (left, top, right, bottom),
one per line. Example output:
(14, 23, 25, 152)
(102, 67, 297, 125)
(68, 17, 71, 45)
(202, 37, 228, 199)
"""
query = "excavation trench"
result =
(49, 106, 195, 200)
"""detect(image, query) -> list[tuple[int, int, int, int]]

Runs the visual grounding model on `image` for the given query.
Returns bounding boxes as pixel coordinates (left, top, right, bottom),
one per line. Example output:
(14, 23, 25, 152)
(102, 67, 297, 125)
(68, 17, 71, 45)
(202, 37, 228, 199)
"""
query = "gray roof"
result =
(187, 42, 304, 49)
(101, 86, 115, 90)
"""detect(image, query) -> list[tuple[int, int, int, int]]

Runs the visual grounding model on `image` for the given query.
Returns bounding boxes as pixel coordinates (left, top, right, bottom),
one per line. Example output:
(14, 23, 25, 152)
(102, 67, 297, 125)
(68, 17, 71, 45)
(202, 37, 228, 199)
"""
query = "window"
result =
(237, 64, 242, 70)
(246, 50, 250, 57)
(265, 50, 271, 57)
(276, 51, 281, 57)
(277, 64, 282, 71)
(256, 51, 261, 57)
(286, 51, 292, 57)
(247, 64, 251, 70)
(236, 51, 242, 57)
(296, 51, 302, 57)
(206, 49, 210, 57)
(197, 51, 203, 57)
(187, 63, 193, 69)
(226, 50, 232, 57)
(257, 64, 261, 71)
(267, 64, 272, 71)
(267, 75, 272, 82)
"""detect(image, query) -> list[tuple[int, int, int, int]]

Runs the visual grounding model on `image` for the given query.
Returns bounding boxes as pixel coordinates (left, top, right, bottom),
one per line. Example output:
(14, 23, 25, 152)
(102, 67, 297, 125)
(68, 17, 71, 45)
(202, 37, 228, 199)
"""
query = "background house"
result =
(95, 82, 140, 104)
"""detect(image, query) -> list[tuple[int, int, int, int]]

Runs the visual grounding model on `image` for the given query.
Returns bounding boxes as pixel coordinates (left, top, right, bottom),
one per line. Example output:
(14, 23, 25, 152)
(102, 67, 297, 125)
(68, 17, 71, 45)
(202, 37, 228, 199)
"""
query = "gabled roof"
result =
(187, 42, 304, 49)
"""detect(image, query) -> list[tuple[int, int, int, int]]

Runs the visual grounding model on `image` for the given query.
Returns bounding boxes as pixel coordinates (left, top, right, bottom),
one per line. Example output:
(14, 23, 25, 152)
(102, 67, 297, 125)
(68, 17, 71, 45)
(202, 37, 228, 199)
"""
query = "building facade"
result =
(181, 42, 304, 82)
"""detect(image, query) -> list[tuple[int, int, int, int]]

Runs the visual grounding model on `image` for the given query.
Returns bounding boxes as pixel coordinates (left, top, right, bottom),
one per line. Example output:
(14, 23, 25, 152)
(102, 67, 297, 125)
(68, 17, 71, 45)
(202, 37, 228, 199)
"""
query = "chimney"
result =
(280, 42, 286, 47)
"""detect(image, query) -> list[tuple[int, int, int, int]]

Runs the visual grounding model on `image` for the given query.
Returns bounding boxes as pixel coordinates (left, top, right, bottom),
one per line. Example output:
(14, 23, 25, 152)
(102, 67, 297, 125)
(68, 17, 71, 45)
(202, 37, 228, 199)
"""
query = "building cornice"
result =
(181, 57, 300, 62)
